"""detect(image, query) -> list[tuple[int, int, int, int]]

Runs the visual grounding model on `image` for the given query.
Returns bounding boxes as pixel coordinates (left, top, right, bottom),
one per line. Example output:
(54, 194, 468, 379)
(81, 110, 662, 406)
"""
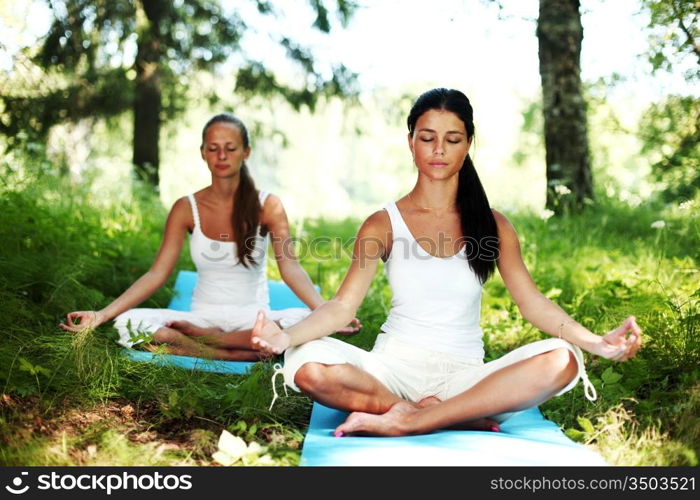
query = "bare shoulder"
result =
(359, 209, 391, 237)
(262, 192, 283, 211)
(492, 209, 518, 238)
(168, 196, 194, 228)
(491, 209, 520, 252)
(355, 209, 392, 259)
(170, 196, 192, 217)
(260, 193, 285, 225)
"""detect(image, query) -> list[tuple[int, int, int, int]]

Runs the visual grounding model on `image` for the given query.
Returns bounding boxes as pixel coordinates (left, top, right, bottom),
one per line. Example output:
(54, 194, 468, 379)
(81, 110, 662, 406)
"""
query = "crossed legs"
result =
(294, 362, 502, 432)
(294, 362, 403, 414)
(147, 321, 267, 361)
(115, 309, 268, 360)
(332, 347, 579, 436)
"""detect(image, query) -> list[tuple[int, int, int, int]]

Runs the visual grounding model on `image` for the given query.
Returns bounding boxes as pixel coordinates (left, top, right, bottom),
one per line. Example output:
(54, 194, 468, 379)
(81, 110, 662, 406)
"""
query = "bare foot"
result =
(250, 310, 291, 355)
(165, 320, 223, 337)
(450, 418, 500, 432)
(334, 401, 419, 437)
(142, 343, 181, 355)
(417, 396, 441, 408)
(417, 396, 500, 432)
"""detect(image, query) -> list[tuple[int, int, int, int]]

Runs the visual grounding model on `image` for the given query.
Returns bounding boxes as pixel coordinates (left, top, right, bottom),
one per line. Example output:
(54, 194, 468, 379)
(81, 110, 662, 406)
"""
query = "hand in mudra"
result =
(59, 311, 103, 333)
(591, 316, 642, 361)
(335, 317, 363, 335)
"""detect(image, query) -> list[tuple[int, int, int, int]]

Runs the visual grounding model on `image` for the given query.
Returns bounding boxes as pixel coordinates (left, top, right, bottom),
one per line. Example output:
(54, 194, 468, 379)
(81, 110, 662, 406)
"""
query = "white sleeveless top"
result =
(380, 202, 485, 359)
(187, 191, 270, 313)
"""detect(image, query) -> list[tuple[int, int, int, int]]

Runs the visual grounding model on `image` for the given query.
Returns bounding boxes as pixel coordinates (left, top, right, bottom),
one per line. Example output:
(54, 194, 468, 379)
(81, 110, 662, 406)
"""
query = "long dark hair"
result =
(407, 88, 498, 284)
(201, 113, 261, 268)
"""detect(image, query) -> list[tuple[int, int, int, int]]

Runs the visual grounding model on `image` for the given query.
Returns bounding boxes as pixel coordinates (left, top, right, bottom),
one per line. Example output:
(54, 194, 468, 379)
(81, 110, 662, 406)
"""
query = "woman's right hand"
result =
(59, 310, 105, 333)
(57, 198, 190, 336)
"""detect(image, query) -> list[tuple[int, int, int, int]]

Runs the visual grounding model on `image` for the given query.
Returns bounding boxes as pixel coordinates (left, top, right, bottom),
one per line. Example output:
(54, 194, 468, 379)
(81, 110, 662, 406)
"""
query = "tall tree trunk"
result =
(133, 0, 165, 187)
(538, 0, 593, 213)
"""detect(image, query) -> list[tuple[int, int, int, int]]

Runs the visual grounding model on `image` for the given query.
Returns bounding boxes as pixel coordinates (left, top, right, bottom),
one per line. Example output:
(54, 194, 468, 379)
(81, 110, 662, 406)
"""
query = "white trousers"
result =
(281, 334, 596, 422)
(114, 305, 310, 348)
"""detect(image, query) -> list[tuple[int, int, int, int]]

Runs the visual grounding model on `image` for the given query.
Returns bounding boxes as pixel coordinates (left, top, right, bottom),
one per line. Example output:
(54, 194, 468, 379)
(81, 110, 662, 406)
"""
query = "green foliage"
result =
(636, 1, 699, 203)
(638, 95, 700, 202)
(0, 151, 314, 464)
(641, 0, 699, 81)
(125, 319, 155, 346)
(486, 197, 699, 465)
(0, 0, 358, 152)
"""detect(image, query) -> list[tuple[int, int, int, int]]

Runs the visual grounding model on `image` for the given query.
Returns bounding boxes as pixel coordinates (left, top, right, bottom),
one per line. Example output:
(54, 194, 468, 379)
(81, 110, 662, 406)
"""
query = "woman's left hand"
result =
(589, 316, 642, 361)
(335, 317, 362, 336)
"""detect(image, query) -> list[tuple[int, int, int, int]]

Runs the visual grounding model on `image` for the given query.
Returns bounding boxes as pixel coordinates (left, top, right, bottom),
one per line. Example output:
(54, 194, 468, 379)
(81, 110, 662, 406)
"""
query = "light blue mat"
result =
(123, 349, 256, 374)
(122, 270, 316, 374)
(300, 403, 607, 466)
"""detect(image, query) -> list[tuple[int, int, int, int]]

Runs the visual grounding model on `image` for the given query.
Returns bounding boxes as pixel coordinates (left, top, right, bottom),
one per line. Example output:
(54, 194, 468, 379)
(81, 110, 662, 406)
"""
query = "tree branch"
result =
(671, 0, 700, 63)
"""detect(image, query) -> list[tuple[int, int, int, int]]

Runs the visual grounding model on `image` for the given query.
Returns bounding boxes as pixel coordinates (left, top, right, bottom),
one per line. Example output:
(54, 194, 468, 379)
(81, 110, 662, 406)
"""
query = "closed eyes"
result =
(419, 137, 462, 144)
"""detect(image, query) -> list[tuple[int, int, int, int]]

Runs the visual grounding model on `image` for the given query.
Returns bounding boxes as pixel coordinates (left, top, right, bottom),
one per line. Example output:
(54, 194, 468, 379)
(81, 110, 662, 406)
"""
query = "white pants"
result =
(114, 306, 310, 348)
(282, 334, 596, 422)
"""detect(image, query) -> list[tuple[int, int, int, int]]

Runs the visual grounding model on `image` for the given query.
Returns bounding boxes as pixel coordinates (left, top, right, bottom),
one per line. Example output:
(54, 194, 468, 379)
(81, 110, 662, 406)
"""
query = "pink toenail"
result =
(334, 431, 344, 437)
(490, 426, 500, 432)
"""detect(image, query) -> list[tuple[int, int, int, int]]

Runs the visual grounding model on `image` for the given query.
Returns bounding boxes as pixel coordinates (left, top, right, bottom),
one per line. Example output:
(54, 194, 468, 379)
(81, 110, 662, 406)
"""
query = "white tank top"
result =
(187, 191, 270, 312)
(380, 202, 485, 359)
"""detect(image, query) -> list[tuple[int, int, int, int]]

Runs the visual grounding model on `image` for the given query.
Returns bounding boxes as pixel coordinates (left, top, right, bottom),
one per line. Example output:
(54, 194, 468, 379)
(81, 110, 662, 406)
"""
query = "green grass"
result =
(1, 155, 698, 466)
(489, 201, 700, 466)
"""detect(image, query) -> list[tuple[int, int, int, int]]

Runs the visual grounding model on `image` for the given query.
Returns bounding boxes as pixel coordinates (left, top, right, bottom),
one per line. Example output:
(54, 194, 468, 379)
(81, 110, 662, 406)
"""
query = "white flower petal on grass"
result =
(218, 430, 247, 456)
(212, 430, 268, 466)
(650, 220, 666, 229)
(213, 430, 247, 465)
(212, 450, 238, 466)
(245, 441, 264, 456)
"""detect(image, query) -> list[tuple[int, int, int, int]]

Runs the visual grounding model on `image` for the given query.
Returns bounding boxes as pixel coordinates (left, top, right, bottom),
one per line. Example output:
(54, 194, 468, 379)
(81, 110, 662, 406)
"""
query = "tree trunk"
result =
(133, 0, 165, 187)
(537, 0, 593, 213)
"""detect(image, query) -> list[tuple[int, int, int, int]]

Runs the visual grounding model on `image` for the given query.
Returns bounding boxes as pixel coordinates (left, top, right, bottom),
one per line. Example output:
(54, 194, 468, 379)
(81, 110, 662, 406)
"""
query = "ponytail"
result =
(233, 162, 262, 268)
(456, 155, 498, 284)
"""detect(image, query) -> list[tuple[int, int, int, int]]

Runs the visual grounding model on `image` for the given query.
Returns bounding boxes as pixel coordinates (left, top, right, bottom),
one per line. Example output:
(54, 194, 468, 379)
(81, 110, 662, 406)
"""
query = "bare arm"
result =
(251, 210, 390, 353)
(263, 194, 325, 310)
(60, 197, 191, 332)
(493, 210, 642, 361)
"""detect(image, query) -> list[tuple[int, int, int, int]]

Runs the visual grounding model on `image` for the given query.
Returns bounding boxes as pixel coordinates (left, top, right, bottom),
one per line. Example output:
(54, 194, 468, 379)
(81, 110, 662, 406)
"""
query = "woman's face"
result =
(200, 122, 250, 178)
(408, 109, 471, 180)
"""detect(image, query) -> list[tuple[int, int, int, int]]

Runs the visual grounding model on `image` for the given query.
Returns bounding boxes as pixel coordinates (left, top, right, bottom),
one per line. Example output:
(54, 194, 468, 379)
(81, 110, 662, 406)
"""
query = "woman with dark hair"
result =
(251, 88, 642, 434)
(61, 113, 360, 360)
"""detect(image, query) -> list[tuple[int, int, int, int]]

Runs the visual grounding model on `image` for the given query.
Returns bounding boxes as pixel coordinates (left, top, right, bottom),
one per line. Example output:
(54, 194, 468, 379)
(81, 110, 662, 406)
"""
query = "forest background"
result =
(0, 0, 697, 466)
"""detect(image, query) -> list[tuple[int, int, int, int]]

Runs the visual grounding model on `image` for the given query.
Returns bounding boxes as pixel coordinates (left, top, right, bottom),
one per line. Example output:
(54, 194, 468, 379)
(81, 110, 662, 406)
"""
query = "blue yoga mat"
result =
(122, 270, 316, 374)
(123, 349, 255, 374)
(301, 403, 607, 466)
